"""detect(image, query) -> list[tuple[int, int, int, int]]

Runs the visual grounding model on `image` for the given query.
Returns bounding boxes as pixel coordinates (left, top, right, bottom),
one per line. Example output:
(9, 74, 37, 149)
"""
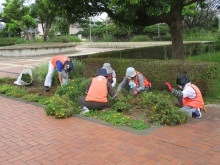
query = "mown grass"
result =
(186, 51, 220, 103)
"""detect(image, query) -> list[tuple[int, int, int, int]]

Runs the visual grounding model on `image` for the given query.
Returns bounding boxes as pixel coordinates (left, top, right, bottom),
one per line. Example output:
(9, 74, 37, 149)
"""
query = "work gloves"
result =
(165, 82, 173, 91)
(133, 89, 138, 96)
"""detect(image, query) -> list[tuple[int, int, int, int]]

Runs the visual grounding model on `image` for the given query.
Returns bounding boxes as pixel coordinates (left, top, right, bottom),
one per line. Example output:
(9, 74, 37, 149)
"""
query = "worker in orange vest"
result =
(44, 55, 73, 91)
(78, 68, 118, 114)
(117, 67, 151, 97)
(165, 75, 204, 118)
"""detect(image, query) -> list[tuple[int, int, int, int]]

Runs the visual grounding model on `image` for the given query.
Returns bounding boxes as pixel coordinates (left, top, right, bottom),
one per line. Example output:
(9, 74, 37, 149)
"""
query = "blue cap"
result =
(65, 61, 74, 72)
(98, 68, 109, 77)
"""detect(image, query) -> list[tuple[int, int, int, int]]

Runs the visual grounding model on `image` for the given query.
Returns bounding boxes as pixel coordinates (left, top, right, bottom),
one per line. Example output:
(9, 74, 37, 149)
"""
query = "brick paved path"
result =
(0, 96, 220, 164)
(0, 45, 220, 164)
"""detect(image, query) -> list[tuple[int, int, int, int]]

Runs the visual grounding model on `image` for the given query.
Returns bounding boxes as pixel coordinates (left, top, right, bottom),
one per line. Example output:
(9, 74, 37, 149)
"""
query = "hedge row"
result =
(82, 58, 218, 96)
(0, 37, 18, 47)
(88, 42, 214, 60)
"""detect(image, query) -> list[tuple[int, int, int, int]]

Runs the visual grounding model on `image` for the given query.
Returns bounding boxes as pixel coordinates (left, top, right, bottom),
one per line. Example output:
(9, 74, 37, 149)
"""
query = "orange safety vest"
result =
(51, 55, 70, 68)
(128, 71, 151, 87)
(183, 84, 204, 109)
(86, 76, 108, 103)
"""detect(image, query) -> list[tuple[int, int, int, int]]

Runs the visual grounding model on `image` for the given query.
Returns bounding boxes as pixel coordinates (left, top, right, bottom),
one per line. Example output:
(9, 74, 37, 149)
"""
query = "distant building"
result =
(0, 21, 5, 30)
(36, 23, 83, 36)
(69, 23, 83, 35)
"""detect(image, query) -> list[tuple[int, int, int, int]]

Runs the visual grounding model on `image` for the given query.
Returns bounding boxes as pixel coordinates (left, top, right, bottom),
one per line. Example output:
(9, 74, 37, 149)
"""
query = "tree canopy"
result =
(2, 0, 36, 40)
(49, 0, 209, 59)
(102, 0, 208, 59)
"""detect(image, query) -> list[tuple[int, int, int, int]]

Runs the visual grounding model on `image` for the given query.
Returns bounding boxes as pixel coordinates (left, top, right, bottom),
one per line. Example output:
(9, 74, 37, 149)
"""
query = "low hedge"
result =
(0, 37, 19, 47)
(82, 58, 218, 96)
(88, 42, 214, 60)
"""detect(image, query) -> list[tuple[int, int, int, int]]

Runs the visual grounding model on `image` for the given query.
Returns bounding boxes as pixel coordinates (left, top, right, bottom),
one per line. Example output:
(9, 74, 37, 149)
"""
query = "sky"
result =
(0, 0, 5, 5)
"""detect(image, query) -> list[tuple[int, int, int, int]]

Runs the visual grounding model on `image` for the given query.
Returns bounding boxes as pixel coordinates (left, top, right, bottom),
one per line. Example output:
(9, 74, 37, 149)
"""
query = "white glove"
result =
(112, 78, 116, 87)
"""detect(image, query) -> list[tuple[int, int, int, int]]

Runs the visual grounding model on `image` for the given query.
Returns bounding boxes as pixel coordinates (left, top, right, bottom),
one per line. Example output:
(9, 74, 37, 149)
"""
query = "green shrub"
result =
(87, 42, 215, 60)
(141, 92, 190, 126)
(56, 78, 90, 102)
(100, 36, 117, 42)
(112, 95, 131, 111)
(44, 94, 79, 118)
(0, 37, 19, 46)
(130, 35, 151, 42)
(183, 30, 216, 41)
(0, 84, 28, 98)
(15, 38, 29, 44)
(32, 62, 59, 85)
(46, 35, 81, 43)
(82, 58, 218, 96)
(69, 58, 84, 78)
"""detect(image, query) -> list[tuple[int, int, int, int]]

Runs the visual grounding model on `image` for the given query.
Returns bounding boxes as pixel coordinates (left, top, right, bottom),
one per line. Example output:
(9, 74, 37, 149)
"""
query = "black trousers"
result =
(78, 96, 108, 110)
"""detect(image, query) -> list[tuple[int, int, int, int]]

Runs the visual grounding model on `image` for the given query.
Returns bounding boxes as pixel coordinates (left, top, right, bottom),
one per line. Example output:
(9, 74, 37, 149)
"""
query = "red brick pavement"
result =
(0, 46, 220, 164)
(0, 95, 220, 165)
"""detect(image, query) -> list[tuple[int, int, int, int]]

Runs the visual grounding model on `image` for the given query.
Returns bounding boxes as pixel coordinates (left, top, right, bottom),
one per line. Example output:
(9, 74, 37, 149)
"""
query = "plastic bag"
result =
(14, 68, 33, 86)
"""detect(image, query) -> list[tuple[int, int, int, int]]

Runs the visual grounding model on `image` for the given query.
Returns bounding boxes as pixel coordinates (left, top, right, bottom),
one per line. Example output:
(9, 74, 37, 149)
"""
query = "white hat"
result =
(102, 63, 113, 74)
(126, 67, 136, 77)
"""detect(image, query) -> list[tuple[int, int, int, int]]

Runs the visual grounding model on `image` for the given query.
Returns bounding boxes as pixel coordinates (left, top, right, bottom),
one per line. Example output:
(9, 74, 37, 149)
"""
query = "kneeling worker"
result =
(117, 67, 151, 97)
(78, 68, 118, 114)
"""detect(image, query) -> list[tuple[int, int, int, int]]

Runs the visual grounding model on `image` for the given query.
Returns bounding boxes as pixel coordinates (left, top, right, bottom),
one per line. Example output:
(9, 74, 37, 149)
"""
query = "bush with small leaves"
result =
(112, 95, 131, 112)
(141, 92, 190, 126)
(56, 78, 90, 102)
(44, 94, 80, 118)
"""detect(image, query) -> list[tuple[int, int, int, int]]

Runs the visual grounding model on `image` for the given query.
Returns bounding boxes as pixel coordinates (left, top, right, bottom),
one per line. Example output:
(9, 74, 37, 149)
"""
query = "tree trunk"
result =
(169, 21, 185, 60)
(43, 17, 53, 42)
(167, 5, 185, 60)
(43, 20, 51, 42)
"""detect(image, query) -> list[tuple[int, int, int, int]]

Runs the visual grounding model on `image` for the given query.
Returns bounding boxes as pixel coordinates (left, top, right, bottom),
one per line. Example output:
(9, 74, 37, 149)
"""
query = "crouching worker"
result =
(117, 67, 151, 97)
(102, 63, 117, 87)
(165, 75, 204, 119)
(44, 55, 73, 91)
(78, 68, 118, 114)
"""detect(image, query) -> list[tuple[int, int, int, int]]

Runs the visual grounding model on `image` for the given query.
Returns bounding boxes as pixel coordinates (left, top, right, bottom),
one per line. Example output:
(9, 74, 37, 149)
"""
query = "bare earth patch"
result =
(0, 79, 56, 97)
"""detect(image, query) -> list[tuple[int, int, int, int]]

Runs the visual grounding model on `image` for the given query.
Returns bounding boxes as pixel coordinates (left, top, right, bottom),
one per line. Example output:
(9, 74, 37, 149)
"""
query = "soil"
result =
(0, 79, 57, 97)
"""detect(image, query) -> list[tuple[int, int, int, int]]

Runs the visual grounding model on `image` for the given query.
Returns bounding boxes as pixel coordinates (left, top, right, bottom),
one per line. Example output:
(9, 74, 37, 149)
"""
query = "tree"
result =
(49, 0, 207, 59)
(183, 1, 220, 31)
(31, 0, 104, 41)
(98, 0, 206, 59)
(2, 0, 36, 40)
(31, 0, 58, 41)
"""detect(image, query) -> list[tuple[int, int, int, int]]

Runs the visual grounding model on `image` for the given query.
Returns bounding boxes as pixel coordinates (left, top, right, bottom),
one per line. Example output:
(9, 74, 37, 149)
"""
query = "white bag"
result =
(14, 68, 33, 86)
